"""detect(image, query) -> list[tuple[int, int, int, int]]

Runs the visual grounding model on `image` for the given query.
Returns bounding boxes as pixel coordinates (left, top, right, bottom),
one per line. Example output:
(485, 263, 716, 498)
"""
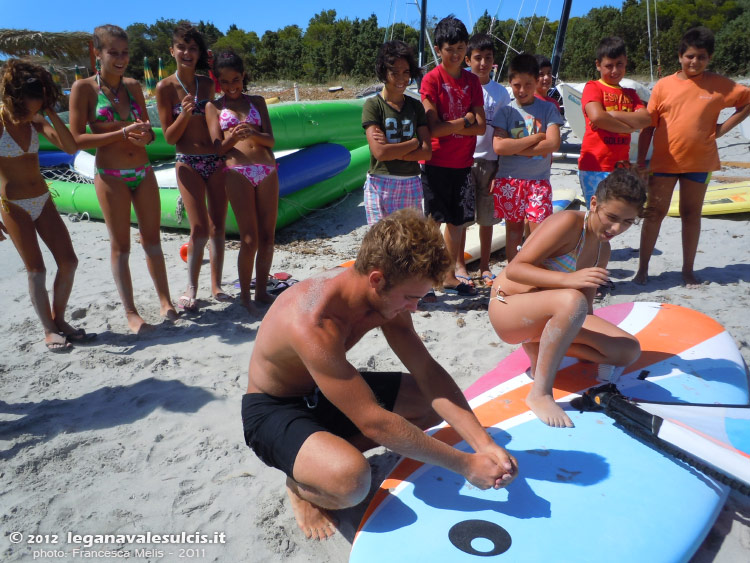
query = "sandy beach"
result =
(2, 115, 749, 562)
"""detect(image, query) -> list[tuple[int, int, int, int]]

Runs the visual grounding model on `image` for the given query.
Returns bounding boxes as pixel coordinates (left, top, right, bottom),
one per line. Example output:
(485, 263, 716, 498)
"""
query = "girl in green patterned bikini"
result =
(69, 24, 178, 334)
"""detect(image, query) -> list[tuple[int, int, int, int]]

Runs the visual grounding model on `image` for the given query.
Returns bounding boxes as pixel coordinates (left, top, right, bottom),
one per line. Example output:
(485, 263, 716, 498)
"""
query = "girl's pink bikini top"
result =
(219, 94, 261, 130)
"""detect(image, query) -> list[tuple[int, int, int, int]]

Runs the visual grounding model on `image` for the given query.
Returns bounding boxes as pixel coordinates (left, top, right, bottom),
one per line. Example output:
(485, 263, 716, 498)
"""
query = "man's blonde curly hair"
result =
(354, 209, 451, 289)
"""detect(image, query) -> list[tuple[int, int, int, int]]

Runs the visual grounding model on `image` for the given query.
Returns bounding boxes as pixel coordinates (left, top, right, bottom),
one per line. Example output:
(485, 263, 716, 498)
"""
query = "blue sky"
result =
(2, 1, 613, 36)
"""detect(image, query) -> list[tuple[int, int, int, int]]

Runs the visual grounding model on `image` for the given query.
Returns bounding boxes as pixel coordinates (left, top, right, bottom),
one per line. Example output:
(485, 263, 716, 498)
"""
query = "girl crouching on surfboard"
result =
(489, 168, 644, 428)
(0, 60, 92, 352)
(69, 24, 178, 334)
(205, 50, 278, 314)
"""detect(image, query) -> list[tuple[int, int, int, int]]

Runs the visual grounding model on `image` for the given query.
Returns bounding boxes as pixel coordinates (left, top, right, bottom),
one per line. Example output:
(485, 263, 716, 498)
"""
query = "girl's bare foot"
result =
(255, 291, 276, 305)
(44, 331, 73, 353)
(161, 304, 180, 321)
(241, 294, 261, 316)
(286, 483, 338, 540)
(126, 312, 153, 335)
(632, 270, 649, 285)
(526, 391, 574, 428)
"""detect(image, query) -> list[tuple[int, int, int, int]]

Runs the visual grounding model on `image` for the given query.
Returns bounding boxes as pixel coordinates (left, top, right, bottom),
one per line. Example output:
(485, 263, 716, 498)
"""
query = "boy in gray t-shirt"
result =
(491, 54, 564, 262)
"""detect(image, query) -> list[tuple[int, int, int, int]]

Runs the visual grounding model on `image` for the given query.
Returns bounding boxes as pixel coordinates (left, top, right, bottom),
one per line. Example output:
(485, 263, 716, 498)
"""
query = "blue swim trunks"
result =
(578, 170, 610, 208)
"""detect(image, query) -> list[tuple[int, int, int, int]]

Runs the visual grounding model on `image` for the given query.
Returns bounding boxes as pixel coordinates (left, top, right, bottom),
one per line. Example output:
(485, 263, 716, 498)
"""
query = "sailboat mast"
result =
(550, 0, 573, 80)
(418, 0, 428, 68)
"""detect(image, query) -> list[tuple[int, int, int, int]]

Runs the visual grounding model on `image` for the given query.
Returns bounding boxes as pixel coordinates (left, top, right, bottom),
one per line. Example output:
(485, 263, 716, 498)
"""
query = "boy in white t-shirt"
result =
(456, 33, 511, 286)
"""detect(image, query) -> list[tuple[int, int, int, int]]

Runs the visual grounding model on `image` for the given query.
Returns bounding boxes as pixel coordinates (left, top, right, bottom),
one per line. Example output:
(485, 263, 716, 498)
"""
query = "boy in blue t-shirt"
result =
(491, 54, 564, 262)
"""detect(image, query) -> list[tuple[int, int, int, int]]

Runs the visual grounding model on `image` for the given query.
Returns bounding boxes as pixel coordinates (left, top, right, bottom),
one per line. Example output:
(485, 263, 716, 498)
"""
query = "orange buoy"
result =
(180, 243, 189, 262)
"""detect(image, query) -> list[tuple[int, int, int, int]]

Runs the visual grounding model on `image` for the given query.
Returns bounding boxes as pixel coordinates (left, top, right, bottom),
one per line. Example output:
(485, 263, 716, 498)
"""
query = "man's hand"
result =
(463, 447, 518, 490)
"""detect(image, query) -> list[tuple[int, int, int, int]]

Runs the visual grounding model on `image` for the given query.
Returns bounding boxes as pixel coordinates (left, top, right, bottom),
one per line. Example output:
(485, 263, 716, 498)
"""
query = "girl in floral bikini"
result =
(70, 24, 177, 334)
(156, 23, 229, 312)
(0, 60, 91, 352)
(206, 50, 278, 314)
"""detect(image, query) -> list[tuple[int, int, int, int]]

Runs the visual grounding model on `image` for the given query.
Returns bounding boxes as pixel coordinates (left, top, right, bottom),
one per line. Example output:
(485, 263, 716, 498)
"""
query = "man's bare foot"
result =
(526, 392, 574, 428)
(682, 271, 705, 289)
(286, 483, 338, 540)
(213, 291, 233, 302)
(632, 271, 649, 285)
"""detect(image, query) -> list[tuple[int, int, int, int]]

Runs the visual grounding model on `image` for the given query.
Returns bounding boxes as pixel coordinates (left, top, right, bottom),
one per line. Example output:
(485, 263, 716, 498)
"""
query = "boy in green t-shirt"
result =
(361, 40, 432, 225)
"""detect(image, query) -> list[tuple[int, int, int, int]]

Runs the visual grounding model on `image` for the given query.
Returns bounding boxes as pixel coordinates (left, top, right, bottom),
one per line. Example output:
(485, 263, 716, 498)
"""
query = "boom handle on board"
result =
(577, 384, 750, 496)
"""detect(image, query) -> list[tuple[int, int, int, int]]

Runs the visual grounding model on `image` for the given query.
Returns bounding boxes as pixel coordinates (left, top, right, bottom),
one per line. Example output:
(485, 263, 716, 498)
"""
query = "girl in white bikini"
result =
(489, 168, 645, 428)
(156, 23, 229, 312)
(206, 50, 278, 314)
(0, 60, 92, 352)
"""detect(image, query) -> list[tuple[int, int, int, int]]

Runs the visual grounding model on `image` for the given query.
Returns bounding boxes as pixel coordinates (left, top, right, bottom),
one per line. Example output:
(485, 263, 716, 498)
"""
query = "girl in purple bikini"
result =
(156, 23, 229, 311)
(205, 50, 278, 314)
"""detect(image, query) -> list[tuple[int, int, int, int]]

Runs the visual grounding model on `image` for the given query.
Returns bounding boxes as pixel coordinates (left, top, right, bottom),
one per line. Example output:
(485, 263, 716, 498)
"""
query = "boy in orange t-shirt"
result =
(578, 37, 651, 208)
(635, 27, 750, 287)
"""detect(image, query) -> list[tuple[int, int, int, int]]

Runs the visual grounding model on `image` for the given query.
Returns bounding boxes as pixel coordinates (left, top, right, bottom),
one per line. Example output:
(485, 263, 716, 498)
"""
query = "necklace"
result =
(175, 73, 198, 104)
(98, 73, 122, 103)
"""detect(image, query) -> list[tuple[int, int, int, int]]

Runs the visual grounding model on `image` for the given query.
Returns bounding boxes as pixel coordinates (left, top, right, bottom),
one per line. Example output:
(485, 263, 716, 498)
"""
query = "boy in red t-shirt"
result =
(578, 37, 651, 207)
(635, 27, 750, 287)
(534, 54, 561, 114)
(420, 15, 486, 296)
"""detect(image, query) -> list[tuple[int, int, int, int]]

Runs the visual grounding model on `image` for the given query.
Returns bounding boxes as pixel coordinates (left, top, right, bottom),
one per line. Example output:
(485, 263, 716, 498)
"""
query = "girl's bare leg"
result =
(206, 169, 229, 299)
(1, 203, 66, 348)
(253, 171, 279, 305)
(34, 201, 80, 336)
(175, 162, 210, 308)
(225, 171, 259, 315)
(95, 175, 151, 334)
(490, 289, 640, 428)
(131, 170, 178, 321)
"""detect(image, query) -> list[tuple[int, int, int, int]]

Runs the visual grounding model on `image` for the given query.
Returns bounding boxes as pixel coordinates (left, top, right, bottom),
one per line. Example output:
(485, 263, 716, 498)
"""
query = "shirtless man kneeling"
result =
(241, 208, 518, 540)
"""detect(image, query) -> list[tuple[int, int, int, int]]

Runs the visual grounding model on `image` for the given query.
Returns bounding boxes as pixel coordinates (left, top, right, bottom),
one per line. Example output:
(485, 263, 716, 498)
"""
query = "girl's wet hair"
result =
(93, 24, 128, 51)
(1, 59, 61, 119)
(213, 49, 247, 88)
(172, 22, 209, 70)
(594, 167, 647, 215)
(375, 40, 421, 83)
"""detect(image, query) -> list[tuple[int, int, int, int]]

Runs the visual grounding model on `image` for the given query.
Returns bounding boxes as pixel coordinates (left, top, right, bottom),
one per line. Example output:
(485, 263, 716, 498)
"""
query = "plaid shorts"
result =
(491, 177, 553, 224)
(363, 174, 423, 225)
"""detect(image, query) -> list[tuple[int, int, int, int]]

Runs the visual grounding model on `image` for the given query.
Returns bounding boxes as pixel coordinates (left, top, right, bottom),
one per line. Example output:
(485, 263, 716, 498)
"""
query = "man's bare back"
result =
(247, 267, 397, 397)
(241, 209, 518, 542)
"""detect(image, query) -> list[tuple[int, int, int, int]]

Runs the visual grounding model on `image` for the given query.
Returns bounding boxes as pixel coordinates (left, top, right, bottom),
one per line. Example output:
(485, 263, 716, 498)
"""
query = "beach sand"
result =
(2, 119, 749, 562)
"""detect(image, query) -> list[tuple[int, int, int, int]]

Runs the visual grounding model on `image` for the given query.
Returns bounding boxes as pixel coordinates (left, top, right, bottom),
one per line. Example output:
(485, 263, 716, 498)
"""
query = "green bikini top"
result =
(94, 75, 143, 123)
